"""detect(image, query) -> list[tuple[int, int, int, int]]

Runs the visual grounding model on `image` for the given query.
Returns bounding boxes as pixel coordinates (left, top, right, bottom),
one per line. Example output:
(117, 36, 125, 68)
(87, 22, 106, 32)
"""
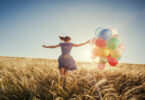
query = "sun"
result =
(82, 47, 92, 62)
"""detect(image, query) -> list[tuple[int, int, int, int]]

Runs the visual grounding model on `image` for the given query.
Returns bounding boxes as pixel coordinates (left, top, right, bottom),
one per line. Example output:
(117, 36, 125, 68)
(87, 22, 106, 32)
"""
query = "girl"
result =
(42, 36, 89, 77)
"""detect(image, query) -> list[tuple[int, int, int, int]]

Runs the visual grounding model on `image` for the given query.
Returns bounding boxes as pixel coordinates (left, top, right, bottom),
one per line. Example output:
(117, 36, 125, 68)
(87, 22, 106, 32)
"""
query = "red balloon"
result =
(97, 63, 105, 70)
(95, 38, 106, 48)
(108, 57, 118, 66)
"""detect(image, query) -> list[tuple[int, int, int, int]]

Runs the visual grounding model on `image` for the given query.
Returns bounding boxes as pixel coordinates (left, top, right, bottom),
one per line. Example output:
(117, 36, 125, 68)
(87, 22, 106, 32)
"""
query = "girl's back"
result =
(59, 43, 73, 55)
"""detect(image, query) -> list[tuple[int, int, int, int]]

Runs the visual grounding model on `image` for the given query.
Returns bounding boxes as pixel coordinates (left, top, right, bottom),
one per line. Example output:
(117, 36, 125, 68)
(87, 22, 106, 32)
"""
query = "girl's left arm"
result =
(42, 44, 60, 48)
(72, 40, 90, 47)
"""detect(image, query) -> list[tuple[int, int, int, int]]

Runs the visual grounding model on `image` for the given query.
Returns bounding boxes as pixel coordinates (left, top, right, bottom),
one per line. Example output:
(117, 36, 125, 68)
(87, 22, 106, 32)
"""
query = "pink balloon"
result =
(97, 63, 105, 70)
(95, 38, 106, 48)
(119, 44, 125, 51)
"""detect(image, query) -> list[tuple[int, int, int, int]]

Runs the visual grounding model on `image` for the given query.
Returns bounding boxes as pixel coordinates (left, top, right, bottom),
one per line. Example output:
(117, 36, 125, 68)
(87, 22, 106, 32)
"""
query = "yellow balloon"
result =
(110, 49, 122, 59)
(91, 44, 97, 49)
(93, 57, 100, 63)
(98, 48, 110, 57)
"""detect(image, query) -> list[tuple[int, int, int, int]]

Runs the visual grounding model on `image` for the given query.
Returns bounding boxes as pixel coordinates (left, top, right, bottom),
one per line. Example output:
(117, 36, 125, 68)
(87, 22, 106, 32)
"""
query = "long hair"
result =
(59, 36, 71, 42)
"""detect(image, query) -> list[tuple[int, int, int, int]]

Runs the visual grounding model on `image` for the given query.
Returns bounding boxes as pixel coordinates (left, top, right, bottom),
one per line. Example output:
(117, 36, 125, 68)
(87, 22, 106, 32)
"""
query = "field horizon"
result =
(0, 56, 145, 100)
(1, 56, 143, 65)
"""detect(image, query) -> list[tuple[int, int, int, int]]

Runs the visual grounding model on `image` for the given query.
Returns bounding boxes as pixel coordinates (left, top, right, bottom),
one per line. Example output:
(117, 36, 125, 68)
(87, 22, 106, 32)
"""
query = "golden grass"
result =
(0, 56, 145, 100)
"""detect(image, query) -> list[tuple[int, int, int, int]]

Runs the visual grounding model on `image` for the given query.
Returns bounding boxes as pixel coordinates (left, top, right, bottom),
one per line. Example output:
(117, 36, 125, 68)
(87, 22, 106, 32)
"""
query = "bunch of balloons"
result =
(90, 27, 125, 70)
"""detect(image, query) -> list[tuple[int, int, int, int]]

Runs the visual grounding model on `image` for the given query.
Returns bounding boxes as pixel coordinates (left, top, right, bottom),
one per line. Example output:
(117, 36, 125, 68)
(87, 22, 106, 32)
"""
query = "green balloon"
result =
(106, 38, 120, 49)
(110, 55, 121, 60)
(100, 57, 108, 64)
(117, 57, 121, 60)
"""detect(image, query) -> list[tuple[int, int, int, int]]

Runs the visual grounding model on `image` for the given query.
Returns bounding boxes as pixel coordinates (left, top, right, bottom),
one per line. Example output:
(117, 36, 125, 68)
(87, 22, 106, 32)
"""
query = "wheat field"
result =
(0, 56, 145, 100)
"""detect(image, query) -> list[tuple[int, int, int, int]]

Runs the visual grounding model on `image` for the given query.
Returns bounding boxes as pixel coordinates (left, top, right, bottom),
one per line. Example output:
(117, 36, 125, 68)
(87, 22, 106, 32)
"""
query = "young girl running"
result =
(42, 36, 89, 77)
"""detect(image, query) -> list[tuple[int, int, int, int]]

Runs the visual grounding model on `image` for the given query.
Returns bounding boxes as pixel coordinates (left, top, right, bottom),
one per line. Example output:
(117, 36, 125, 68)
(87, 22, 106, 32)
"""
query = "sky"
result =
(0, 0, 145, 64)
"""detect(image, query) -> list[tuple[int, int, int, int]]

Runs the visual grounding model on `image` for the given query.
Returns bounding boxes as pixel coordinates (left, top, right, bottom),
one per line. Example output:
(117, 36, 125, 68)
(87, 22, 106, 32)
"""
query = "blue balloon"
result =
(98, 29, 112, 40)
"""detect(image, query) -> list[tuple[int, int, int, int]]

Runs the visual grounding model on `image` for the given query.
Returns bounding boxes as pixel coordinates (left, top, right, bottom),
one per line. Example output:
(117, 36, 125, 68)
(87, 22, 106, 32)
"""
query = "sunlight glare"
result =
(82, 48, 92, 62)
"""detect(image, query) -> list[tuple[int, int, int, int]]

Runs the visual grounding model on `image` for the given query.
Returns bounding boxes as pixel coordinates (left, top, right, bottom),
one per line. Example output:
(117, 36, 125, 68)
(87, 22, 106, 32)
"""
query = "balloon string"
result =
(95, 59, 107, 99)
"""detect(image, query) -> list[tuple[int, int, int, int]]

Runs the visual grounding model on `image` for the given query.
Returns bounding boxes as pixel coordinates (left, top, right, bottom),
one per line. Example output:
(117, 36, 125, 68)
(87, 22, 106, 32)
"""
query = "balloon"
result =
(95, 27, 104, 37)
(112, 35, 122, 42)
(107, 57, 118, 66)
(91, 47, 99, 58)
(110, 49, 122, 59)
(117, 57, 121, 60)
(100, 57, 108, 64)
(98, 29, 112, 40)
(106, 38, 120, 49)
(95, 38, 106, 48)
(110, 28, 118, 35)
(92, 27, 123, 67)
(97, 63, 105, 70)
(92, 56, 100, 63)
(98, 48, 110, 57)
(119, 44, 125, 51)
(91, 44, 97, 49)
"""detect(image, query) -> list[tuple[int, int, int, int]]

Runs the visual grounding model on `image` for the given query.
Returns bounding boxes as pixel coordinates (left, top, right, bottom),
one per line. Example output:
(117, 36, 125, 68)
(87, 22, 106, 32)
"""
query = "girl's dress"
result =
(58, 43, 77, 70)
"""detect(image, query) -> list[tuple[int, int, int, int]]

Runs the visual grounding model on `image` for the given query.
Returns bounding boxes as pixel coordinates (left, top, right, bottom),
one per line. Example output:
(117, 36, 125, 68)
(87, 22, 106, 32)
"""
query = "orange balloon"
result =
(91, 47, 99, 58)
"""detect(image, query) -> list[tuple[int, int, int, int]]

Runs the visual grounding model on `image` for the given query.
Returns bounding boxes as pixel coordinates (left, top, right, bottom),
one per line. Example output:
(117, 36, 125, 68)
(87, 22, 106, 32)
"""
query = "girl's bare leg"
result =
(64, 68, 68, 76)
(62, 68, 68, 88)
(59, 67, 66, 88)
(59, 67, 65, 77)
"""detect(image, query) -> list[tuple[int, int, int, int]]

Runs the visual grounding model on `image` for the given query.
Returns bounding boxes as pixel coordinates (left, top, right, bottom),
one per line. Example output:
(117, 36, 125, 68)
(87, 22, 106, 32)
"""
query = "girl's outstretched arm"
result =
(72, 40, 90, 47)
(42, 44, 60, 48)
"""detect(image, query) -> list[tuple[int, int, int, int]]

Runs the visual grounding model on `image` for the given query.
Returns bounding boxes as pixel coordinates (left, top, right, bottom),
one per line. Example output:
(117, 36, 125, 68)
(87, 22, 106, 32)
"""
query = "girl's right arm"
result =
(42, 44, 60, 48)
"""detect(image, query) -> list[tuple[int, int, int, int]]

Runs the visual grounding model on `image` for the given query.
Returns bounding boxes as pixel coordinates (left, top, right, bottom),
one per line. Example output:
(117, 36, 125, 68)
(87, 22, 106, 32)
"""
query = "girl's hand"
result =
(42, 45, 46, 48)
(42, 44, 60, 48)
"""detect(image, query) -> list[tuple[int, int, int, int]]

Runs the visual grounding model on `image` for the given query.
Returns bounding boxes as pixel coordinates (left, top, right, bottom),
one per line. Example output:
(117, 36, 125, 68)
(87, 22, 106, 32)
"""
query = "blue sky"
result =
(0, 0, 145, 64)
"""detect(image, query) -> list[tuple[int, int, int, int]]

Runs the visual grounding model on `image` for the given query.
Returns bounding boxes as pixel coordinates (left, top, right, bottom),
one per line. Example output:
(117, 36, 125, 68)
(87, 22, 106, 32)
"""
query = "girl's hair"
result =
(59, 36, 71, 42)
